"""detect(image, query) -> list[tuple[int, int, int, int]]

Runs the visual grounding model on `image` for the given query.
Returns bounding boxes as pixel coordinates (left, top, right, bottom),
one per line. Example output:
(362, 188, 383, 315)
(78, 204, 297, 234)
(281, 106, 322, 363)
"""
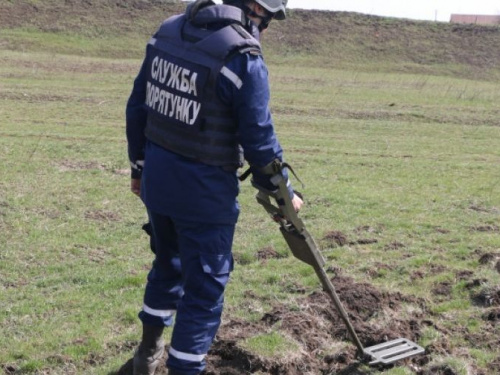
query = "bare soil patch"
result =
(206, 275, 426, 374)
(322, 228, 377, 247)
(488, 357, 500, 373)
(322, 230, 348, 247)
(432, 282, 453, 299)
(469, 204, 499, 213)
(84, 209, 120, 222)
(113, 270, 500, 374)
(482, 308, 500, 323)
(410, 264, 447, 281)
(455, 270, 474, 280)
(420, 364, 459, 375)
(470, 224, 499, 233)
(477, 252, 500, 274)
(58, 160, 108, 172)
(352, 238, 378, 245)
(385, 241, 405, 250)
(117, 275, 429, 374)
(472, 287, 500, 307)
(478, 252, 500, 265)
(256, 246, 282, 261)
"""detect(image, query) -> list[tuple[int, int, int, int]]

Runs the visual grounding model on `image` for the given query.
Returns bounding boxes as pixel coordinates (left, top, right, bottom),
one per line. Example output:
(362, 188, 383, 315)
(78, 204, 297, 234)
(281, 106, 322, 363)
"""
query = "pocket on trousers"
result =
(199, 253, 234, 275)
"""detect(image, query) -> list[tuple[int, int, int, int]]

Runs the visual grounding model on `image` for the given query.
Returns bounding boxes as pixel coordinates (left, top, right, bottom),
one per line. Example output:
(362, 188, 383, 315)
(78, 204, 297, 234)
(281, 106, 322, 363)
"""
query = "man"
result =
(125, 0, 302, 374)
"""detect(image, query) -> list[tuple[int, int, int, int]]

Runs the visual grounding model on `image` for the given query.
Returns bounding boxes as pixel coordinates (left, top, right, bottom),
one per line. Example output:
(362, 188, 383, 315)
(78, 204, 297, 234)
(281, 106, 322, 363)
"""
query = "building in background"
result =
(450, 14, 500, 25)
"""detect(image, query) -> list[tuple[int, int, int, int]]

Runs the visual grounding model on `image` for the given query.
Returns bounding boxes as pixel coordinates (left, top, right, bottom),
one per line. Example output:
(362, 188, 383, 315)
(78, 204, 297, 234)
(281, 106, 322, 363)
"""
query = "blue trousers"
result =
(139, 210, 235, 375)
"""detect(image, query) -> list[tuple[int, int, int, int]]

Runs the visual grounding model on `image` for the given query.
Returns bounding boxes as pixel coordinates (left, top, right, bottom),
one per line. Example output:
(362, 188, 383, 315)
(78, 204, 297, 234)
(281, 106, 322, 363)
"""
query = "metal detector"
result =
(252, 160, 425, 365)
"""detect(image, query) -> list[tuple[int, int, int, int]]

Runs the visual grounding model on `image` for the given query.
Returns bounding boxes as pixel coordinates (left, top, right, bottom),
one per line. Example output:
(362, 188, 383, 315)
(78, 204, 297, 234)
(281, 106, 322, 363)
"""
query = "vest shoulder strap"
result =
(188, 2, 246, 27)
(194, 23, 261, 60)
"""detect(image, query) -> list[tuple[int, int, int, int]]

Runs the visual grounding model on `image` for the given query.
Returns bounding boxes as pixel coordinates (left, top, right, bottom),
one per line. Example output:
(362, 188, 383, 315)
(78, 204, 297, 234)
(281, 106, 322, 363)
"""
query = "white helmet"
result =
(253, 0, 287, 20)
(223, 0, 287, 20)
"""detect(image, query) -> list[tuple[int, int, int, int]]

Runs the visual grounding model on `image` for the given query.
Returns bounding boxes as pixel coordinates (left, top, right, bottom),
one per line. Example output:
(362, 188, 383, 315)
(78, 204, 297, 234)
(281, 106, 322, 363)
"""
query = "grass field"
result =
(1, 6, 500, 375)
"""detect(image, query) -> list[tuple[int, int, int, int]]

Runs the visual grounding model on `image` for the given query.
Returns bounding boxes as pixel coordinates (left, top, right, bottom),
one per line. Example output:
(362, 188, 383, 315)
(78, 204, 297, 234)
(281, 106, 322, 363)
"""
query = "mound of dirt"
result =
(482, 308, 500, 322)
(488, 357, 500, 373)
(115, 271, 500, 374)
(256, 246, 282, 261)
(204, 275, 427, 374)
(420, 364, 459, 375)
(322, 230, 348, 247)
(116, 275, 428, 375)
(432, 282, 453, 299)
(472, 287, 500, 307)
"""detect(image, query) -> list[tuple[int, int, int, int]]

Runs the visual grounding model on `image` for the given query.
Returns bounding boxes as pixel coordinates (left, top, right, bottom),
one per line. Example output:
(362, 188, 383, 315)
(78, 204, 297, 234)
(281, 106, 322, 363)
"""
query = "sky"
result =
(286, 0, 500, 22)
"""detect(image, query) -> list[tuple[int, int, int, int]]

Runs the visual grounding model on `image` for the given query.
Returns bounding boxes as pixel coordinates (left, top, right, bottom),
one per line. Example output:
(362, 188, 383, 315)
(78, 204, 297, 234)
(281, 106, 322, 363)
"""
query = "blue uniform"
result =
(128, 53, 289, 224)
(126, 4, 293, 374)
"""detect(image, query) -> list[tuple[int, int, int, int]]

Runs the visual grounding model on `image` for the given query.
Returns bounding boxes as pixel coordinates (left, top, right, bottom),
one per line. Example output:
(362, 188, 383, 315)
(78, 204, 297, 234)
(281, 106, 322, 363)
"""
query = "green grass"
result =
(1, 13, 500, 374)
(1, 28, 150, 58)
(239, 331, 299, 358)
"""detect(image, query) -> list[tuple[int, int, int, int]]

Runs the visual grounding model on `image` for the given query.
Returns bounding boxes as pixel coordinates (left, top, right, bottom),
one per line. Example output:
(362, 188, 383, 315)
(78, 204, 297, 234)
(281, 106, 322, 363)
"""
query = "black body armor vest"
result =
(144, 2, 262, 169)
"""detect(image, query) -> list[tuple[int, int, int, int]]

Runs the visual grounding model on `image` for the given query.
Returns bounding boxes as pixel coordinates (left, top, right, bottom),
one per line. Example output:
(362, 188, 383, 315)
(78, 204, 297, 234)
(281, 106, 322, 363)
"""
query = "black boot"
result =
(133, 324, 165, 375)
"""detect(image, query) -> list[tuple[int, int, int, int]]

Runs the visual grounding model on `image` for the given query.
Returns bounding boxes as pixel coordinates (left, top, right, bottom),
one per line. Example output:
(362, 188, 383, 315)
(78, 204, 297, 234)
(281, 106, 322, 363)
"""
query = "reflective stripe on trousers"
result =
(140, 210, 235, 375)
